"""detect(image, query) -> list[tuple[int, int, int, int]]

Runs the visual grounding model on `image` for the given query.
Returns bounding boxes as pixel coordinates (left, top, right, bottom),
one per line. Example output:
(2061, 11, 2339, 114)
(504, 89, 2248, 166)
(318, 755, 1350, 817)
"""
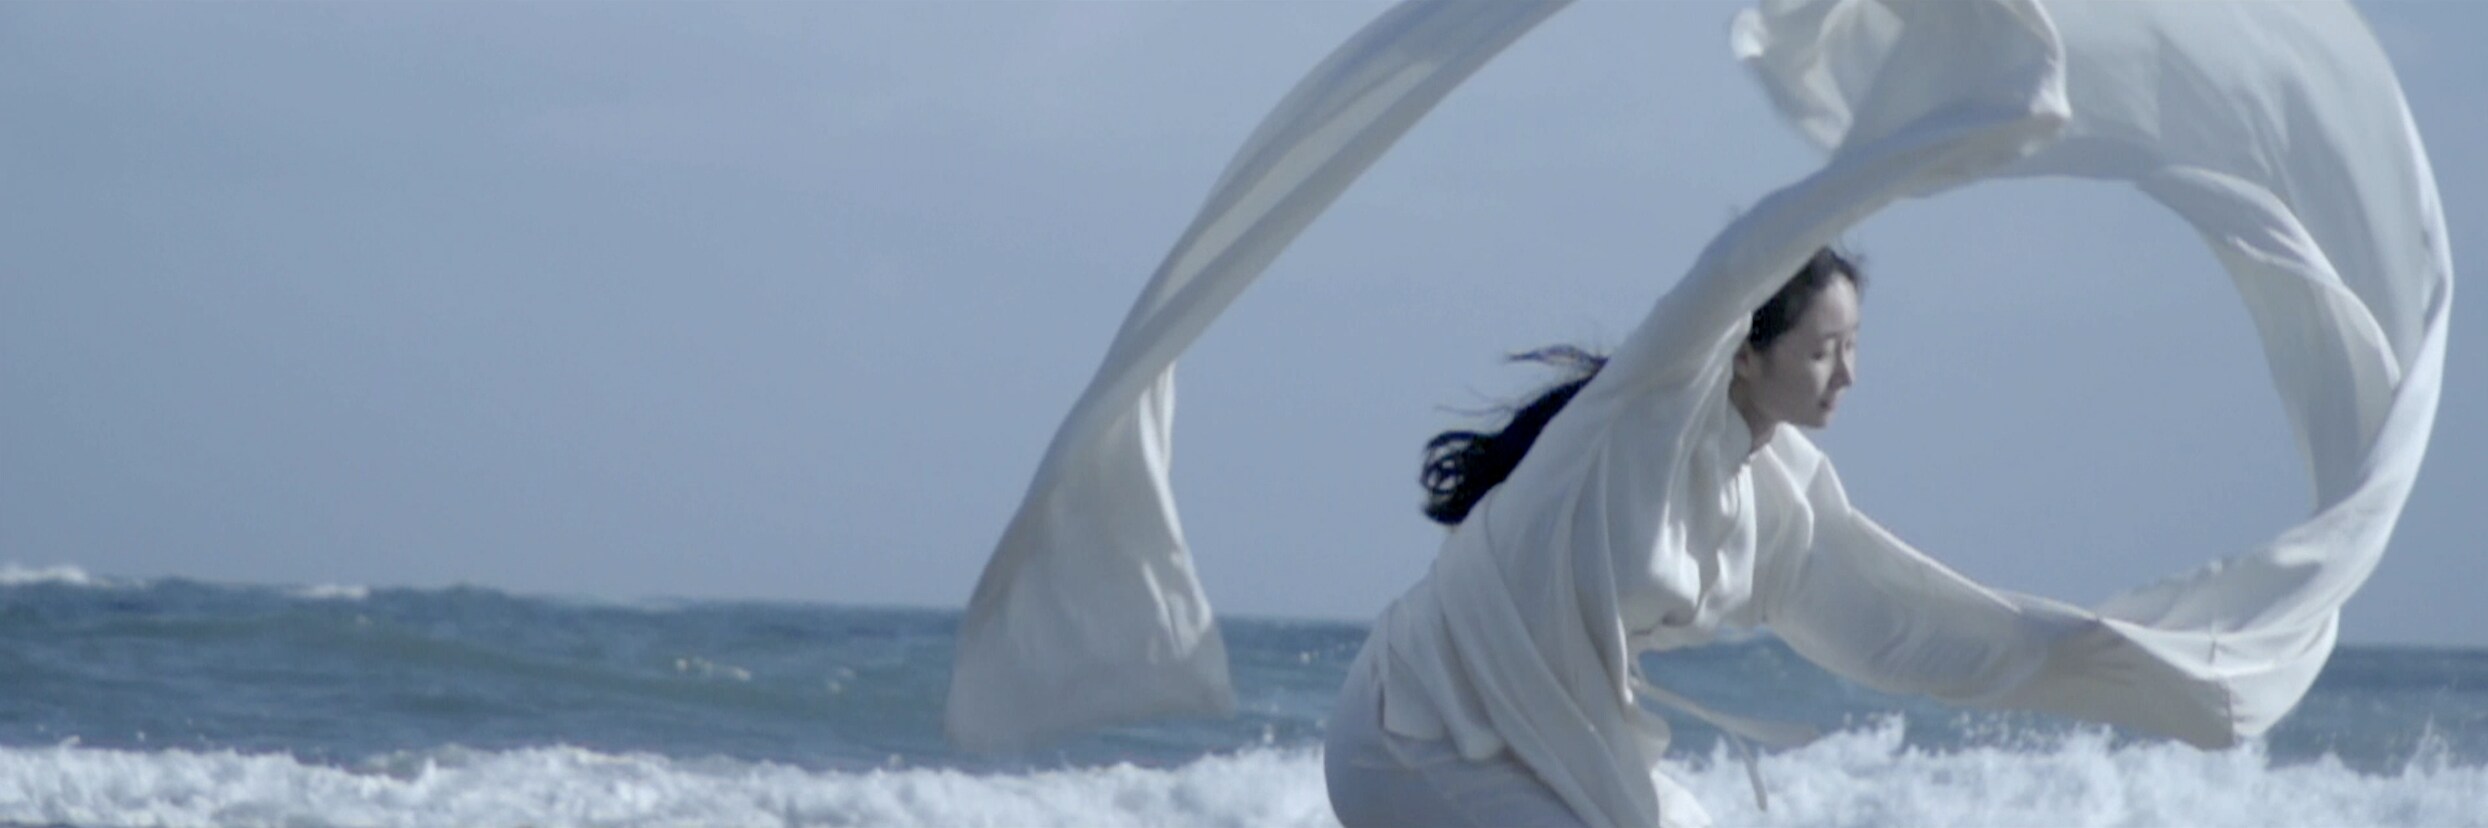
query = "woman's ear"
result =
(1733, 343, 1762, 381)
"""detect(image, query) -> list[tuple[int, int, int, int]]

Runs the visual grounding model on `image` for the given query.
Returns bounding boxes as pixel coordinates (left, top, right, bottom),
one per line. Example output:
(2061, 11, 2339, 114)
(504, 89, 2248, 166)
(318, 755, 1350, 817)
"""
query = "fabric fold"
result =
(1735, 0, 2449, 750)
(947, 4, 2452, 823)
(946, 0, 1571, 753)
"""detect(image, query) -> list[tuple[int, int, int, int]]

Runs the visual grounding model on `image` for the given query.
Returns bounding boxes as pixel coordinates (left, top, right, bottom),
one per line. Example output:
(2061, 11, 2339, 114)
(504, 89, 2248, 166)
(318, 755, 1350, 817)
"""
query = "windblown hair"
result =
(1419, 345, 1607, 526)
(1748, 247, 1866, 352)
(1419, 247, 1862, 527)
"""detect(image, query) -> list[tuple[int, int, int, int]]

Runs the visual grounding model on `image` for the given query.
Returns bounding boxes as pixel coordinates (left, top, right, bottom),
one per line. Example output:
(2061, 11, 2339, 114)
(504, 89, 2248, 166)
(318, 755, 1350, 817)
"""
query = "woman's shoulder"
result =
(1755, 426, 1831, 488)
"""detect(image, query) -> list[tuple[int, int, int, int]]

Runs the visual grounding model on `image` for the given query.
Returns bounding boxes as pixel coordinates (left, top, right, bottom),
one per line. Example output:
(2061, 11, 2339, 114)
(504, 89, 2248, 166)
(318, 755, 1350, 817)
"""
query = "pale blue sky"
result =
(2, 2, 2480, 646)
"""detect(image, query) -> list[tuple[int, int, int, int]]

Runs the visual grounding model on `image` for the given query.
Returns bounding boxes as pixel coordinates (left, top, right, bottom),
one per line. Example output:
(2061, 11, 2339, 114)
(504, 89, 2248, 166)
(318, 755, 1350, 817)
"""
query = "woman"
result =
(950, 3, 2442, 828)
(1325, 248, 1863, 828)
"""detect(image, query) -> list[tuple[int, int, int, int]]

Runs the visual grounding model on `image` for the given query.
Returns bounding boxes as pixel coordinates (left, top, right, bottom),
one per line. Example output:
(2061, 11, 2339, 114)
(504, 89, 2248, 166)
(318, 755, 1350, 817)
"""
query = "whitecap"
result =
(287, 584, 371, 602)
(0, 743, 1337, 828)
(0, 563, 102, 588)
(1673, 717, 2488, 828)
(0, 725, 2479, 828)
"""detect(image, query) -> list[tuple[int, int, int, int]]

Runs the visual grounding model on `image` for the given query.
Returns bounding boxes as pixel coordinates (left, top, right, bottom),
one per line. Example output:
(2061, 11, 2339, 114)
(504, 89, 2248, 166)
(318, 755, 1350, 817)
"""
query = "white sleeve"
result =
(1753, 434, 2073, 706)
(1760, 433, 2315, 749)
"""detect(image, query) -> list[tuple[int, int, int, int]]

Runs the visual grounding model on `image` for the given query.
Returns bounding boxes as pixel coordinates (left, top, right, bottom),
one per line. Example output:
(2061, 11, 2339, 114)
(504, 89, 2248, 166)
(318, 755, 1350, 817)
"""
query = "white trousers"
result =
(1322, 642, 1587, 828)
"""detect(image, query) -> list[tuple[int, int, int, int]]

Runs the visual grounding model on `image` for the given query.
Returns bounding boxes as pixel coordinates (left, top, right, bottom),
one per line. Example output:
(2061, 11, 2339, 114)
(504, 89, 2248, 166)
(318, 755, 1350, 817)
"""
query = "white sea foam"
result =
(0, 722, 2479, 828)
(0, 563, 103, 588)
(0, 743, 1335, 828)
(288, 583, 371, 601)
(1669, 718, 2487, 828)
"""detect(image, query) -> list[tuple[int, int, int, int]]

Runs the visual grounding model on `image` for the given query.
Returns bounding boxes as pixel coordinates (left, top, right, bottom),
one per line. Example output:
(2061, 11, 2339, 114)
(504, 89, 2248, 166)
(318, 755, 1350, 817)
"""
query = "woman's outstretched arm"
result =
(1754, 431, 2263, 749)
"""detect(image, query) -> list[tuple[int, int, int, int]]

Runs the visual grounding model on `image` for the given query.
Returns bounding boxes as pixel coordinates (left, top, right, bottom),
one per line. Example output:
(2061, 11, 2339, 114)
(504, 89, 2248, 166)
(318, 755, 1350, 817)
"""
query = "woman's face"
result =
(1736, 277, 1860, 430)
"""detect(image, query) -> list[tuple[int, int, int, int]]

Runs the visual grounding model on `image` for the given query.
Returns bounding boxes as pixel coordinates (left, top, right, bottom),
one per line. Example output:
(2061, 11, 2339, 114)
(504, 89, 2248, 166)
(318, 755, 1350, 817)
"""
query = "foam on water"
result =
(0, 563, 104, 588)
(3, 720, 2479, 828)
(0, 743, 1336, 828)
(287, 583, 372, 602)
(1671, 718, 2486, 828)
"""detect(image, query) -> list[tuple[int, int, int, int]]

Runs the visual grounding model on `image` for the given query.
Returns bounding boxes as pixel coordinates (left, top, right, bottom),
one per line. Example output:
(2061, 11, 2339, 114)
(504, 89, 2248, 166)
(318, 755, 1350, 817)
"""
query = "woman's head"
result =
(1419, 247, 1864, 526)
(1732, 247, 1864, 431)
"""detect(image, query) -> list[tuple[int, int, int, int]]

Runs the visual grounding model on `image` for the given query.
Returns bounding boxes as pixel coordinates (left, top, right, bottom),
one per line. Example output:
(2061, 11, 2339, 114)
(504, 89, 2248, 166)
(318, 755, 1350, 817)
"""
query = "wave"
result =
(0, 742, 1335, 828)
(287, 584, 371, 602)
(0, 563, 107, 588)
(0, 563, 369, 602)
(0, 563, 923, 616)
(1, 720, 2479, 828)
(1679, 718, 2486, 828)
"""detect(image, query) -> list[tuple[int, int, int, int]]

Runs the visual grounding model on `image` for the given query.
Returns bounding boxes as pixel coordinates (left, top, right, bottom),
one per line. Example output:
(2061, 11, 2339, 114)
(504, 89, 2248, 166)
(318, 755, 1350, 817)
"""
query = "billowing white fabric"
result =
(1736, 0, 2453, 754)
(946, 0, 2452, 825)
(946, 1, 1571, 753)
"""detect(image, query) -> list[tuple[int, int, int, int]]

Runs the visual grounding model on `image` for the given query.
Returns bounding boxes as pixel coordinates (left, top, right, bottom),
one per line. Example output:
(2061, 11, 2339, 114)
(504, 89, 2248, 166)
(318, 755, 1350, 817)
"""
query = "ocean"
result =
(1, 564, 2480, 827)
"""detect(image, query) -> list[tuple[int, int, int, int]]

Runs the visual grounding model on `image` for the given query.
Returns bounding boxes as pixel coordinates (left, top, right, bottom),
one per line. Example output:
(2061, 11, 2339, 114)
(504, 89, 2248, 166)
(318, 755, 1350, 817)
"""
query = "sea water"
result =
(1, 564, 2480, 827)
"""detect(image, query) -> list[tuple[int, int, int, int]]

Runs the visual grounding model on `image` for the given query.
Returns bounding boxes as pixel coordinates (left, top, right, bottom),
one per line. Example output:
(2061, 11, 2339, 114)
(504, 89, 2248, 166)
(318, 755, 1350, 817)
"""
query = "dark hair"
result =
(1748, 247, 1865, 352)
(1418, 247, 1862, 526)
(1420, 345, 1607, 525)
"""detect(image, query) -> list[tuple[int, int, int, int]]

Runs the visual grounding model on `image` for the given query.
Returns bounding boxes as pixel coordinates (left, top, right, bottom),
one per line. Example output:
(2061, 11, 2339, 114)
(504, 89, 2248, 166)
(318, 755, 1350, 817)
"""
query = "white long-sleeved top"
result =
(1366, 363, 1771, 826)
(1366, 39, 2080, 819)
(946, 2, 2453, 828)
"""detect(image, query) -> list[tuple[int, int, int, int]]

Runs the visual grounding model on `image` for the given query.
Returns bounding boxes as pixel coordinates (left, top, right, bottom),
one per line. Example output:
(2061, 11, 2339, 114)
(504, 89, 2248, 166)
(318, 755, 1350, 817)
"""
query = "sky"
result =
(2, 1, 2481, 647)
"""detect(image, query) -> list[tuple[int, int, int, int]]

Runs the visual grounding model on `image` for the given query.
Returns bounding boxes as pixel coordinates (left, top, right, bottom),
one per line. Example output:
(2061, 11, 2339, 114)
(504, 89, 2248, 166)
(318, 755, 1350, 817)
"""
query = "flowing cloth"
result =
(946, 0, 2452, 824)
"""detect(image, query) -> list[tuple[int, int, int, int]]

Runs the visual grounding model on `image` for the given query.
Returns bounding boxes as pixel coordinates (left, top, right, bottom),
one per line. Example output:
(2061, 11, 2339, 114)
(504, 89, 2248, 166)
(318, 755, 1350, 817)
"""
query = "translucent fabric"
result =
(947, 1, 2452, 826)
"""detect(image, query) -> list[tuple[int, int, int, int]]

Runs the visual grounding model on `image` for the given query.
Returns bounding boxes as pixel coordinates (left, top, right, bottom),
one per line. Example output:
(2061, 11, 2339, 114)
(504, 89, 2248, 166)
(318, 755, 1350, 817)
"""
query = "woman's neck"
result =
(1726, 378, 1776, 456)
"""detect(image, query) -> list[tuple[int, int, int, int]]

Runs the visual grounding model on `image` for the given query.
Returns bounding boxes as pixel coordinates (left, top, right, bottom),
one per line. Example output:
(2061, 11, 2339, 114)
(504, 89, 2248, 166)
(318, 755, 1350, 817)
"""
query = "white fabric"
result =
(945, 1, 1567, 753)
(1735, 0, 2452, 751)
(1325, 638, 1607, 828)
(946, 1, 2454, 826)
